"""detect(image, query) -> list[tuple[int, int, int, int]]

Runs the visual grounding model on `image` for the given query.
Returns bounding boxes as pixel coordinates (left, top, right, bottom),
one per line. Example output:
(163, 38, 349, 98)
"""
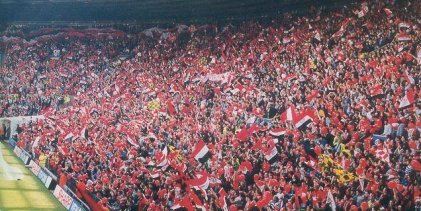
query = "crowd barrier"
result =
(9, 140, 90, 211)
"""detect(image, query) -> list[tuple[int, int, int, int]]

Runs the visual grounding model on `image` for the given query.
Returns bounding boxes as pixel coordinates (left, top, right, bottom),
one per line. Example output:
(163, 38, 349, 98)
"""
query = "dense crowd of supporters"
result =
(1, 0, 421, 210)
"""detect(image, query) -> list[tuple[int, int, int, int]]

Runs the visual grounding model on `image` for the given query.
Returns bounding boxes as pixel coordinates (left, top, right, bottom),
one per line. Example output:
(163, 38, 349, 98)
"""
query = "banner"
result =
(18, 149, 30, 165)
(53, 185, 74, 209)
(37, 169, 48, 184)
(69, 200, 83, 211)
(13, 146, 22, 157)
(45, 176, 53, 189)
(29, 160, 41, 176)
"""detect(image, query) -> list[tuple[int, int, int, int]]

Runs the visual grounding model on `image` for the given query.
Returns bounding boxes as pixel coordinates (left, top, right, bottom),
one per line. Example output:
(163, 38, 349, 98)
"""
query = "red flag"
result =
(187, 188, 206, 210)
(218, 189, 228, 211)
(236, 128, 249, 141)
(252, 136, 264, 150)
(383, 8, 393, 17)
(399, 90, 415, 110)
(369, 84, 383, 97)
(280, 106, 296, 121)
(185, 174, 209, 189)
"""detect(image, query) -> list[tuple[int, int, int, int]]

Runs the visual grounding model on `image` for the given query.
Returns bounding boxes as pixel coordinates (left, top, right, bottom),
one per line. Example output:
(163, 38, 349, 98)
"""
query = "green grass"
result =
(0, 142, 67, 211)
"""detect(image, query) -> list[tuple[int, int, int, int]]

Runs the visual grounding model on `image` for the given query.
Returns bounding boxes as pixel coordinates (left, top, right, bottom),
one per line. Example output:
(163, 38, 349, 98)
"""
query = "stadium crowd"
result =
(1, 0, 421, 210)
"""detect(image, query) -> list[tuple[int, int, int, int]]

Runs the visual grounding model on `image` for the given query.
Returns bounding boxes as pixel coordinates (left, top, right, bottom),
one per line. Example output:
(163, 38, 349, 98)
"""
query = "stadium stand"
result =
(1, 0, 421, 210)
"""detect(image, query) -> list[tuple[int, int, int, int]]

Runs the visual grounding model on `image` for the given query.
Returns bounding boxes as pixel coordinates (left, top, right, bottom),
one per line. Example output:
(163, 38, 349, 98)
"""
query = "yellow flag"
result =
(147, 101, 161, 111)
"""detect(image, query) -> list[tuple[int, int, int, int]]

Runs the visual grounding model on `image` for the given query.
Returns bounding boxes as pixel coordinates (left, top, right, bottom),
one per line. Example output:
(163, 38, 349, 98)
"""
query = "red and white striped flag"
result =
(396, 34, 411, 41)
(269, 128, 287, 136)
(127, 134, 139, 147)
(282, 74, 297, 82)
(186, 174, 210, 190)
(150, 171, 160, 179)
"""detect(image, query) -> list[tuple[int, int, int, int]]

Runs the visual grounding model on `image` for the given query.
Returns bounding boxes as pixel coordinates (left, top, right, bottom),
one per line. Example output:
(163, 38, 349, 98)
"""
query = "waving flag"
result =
(375, 147, 390, 165)
(195, 170, 221, 187)
(369, 84, 383, 98)
(236, 128, 250, 141)
(304, 155, 318, 169)
(247, 123, 266, 135)
(265, 146, 278, 164)
(127, 134, 139, 147)
(282, 74, 297, 82)
(383, 8, 393, 17)
(218, 189, 228, 211)
(191, 140, 211, 163)
(188, 188, 206, 211)
(64, 132, 74, 140)
(399, 22, 410, 28)
(257, 191, 273, 209)
(156, 146, 169, 169)
(280, 106, 296, 121)
(372, 134, 387, 146)
(294, 108, 316, 131)
(252, 137, 264, 150)
(147, 100, 161, 111)
(399, 90, 415, 110)
(269, 128, 287, 136)
(404, 69, 415, 84)
(186, 174, 210, 190)
(326, 190, 337, 211)
(171, 197, 194, 211)
(334, 169, 357, 183)
(396, 34, 411, 41)
(150, 171, 160, 179)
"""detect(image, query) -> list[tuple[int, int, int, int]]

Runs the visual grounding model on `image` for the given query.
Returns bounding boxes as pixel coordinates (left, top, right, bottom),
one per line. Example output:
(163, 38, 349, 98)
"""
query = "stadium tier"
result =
(1, 0, 421, 210)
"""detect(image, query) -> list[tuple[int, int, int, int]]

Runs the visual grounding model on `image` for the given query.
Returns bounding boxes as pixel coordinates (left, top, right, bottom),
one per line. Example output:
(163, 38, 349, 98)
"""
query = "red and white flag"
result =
(218, 189, 228, 211)
(369, 84, 383, 97)
(404, 69, 415, 84)
(191, 140, 211, 163)
(150, 171, 160, 179)
(399, 22, 410, 28)
(293, 108, 316, 130)
(399, 90, 415, 110)
(188, 188, 206, 211)
(383, 8, 393, 17)
(280, 106, 296, 121)
(282, 74, 297, 82)
(156, 146, 168, 169)
(396, 34, 411, 41)
(375, 147, 390, 165)
(171, 197, 194, 211)
(127, 134, 139, 147)
(265, 146, 278, 164)
(314, 30, 321, 41)
(269, 128, 287, 136)
(64, 132, 74, 140)
(186, 174, 210, 190)
(195, 170, 221, 187)
(326, 190, 336, 211)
